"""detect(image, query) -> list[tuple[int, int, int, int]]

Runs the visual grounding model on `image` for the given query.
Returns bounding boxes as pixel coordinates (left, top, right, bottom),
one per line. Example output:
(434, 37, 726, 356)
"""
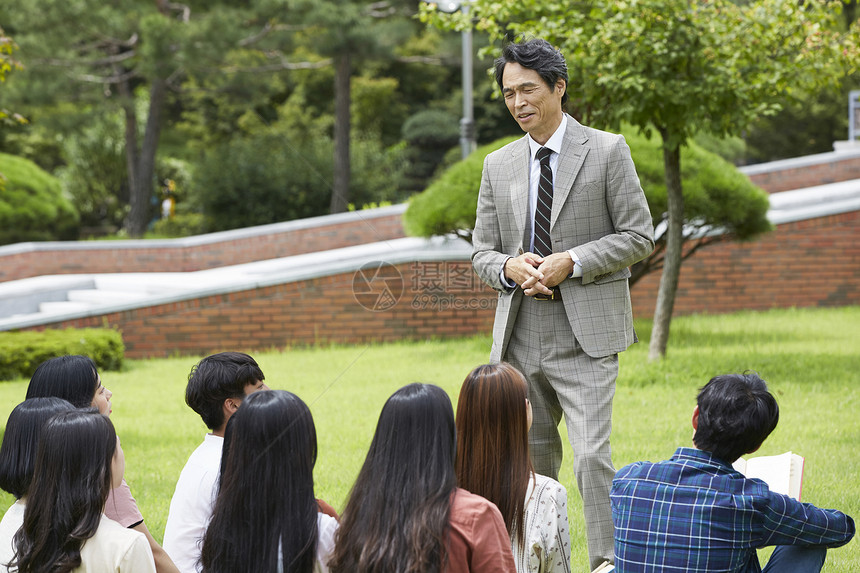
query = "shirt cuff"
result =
(500, 258, 517, 289)
(568, 249, 583, 278)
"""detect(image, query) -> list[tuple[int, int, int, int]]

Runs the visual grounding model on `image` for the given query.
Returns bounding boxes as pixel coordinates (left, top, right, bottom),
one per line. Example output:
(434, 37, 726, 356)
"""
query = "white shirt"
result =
(276, 512, 338, 573)
(500, 115, 583, 288)
(0, 500, 154, 573)
(0, 498, 25, 568)
(163, 434, 224, 573)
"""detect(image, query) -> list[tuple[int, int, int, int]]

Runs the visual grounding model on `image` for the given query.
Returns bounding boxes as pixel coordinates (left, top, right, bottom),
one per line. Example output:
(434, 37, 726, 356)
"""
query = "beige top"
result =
(0, 501, 154, 573)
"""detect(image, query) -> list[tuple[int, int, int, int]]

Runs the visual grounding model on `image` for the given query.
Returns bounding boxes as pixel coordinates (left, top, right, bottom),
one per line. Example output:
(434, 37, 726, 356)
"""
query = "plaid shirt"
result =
(610, 448, 855, 572)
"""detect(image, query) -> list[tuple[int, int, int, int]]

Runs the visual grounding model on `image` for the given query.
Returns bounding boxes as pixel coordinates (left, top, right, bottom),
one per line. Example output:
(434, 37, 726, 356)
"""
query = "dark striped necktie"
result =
(534, 146, 554, 257)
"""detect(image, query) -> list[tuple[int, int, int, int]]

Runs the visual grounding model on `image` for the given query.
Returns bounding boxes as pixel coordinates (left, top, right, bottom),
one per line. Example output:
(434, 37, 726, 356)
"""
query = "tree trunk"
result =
(117, 75, 141, 236)
(648, 131, 684, 360)
(127, 77, 168, 237)
(330, 50, 351, 214)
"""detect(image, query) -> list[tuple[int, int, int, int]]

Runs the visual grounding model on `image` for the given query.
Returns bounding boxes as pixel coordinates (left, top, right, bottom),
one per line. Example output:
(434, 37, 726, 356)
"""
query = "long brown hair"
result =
(455, 363, 533, 543)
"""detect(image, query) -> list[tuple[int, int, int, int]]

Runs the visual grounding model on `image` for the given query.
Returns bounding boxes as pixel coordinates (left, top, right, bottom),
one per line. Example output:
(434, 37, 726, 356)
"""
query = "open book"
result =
(732, 451, 805, 501)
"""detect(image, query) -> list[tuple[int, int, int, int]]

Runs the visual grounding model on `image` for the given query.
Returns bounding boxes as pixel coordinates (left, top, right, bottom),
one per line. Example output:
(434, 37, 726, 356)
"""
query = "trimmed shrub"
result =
(403, 136, 518, 240)
(0, 328, 124, 382)
(0, 152, 79, 245)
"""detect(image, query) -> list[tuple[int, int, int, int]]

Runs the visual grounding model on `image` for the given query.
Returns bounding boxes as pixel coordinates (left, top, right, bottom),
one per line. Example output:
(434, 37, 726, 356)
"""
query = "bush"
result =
(192, 132, 334, 231)
(57, 112, 129, 232)
(403, 136, 518, 240)
(150, 212, 208, 238)
(0, 328, 125, 382)
(0, 152, 79, 245)
(400, 109, 461, 194)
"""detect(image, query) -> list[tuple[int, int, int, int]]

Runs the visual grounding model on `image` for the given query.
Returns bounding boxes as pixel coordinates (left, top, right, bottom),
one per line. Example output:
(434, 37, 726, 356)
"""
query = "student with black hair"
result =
(610, 373, 855, 572)
(25, 355, 178, 573)
(200, 390, 335, 573)
(0, 398, 76, 565)
(0, 398, 76, 500)
(329, 383, 516, 573)
(3, 409, 155, 572)
(163, 352, 268, 573)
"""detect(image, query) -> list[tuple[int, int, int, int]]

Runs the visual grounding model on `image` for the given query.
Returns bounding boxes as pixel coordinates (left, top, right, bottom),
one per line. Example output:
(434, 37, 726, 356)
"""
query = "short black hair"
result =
(694, 373, 779, 463)
(185, 352, 265, 431)
(494, 38, 569, 106)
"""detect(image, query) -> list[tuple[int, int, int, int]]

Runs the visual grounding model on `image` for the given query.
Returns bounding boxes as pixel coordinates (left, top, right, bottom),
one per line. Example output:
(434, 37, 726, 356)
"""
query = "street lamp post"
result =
(429, 0, 476, 159)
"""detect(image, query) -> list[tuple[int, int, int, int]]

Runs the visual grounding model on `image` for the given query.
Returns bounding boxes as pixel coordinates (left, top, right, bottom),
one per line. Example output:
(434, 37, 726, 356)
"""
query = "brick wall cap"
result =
(768, 179, 860, 225)
(739, 148, 860, 177)
(0, 204, 408, 257)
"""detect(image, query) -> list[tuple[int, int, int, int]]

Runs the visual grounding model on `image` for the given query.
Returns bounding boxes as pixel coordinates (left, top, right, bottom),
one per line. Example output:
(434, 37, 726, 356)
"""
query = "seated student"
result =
(4, 409, 155, 572)
(456, 364, 571, 573)
(200, 390, 336, 573)
(0, 398, 76, 565)
(328, 383, 516, 573)
(25, 355, 178, 573)
(163, 352, 269, 573)
(610, 373, 855, 573)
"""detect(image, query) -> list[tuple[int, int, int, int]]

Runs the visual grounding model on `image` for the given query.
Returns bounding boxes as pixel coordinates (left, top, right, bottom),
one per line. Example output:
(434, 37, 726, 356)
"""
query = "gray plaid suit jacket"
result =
(472, 116, 655, 360)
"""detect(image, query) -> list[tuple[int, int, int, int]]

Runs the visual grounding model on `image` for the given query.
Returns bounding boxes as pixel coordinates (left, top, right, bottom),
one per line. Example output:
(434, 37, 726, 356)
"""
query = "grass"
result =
(1, 306, 858, 570)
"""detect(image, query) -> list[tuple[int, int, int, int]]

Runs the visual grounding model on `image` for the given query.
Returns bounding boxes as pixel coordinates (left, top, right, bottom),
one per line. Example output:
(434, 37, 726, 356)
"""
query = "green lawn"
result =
(1, 306, 858, 570)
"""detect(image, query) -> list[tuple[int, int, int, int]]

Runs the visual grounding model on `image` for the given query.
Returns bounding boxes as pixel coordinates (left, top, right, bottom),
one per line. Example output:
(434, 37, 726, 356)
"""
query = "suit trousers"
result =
(504, 295, 617, 570)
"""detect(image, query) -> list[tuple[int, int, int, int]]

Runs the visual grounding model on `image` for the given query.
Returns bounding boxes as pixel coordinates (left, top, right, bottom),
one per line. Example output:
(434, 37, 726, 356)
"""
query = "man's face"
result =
(501, 62, 565, 145)
(244, 379, 270, 396)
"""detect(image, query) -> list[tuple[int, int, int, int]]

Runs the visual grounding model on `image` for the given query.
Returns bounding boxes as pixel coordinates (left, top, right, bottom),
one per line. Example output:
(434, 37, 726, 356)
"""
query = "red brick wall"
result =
(0, 212, 405, 283)
(24, 261, 498, 358)
(630, 210, 860, 317)
(744, 154, 860, 193)
(18, 209, 860, 358)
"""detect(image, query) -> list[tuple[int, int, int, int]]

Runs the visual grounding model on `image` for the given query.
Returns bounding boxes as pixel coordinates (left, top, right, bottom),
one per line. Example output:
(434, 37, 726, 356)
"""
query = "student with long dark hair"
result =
(200, 390, 335, 573)
(329, 383, 515, 573)
(0, 398, 77, 565)
(456, 364, 571, 573)
(5, 409, 155, 572)
(25, 355, 179, 573)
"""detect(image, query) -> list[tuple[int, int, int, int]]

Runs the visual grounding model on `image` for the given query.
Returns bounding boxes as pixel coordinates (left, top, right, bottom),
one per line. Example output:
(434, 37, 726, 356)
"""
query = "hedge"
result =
(0, 328, 125, 382)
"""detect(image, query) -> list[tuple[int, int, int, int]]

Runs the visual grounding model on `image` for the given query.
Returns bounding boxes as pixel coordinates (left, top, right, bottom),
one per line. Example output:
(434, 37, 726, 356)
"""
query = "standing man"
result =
(472, 38, 654, 569)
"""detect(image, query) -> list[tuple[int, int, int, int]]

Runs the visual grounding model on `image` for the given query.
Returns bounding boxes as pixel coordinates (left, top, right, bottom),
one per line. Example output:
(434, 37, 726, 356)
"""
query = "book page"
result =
(732, 451, 804, 501)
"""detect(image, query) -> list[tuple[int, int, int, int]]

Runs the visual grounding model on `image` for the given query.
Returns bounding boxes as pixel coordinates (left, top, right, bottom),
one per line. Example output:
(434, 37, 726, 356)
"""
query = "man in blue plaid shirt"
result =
(610, 373, 854, 572)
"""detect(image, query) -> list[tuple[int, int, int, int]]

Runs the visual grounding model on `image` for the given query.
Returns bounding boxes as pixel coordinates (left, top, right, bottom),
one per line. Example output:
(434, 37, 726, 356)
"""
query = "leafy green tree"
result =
(622, 129, 772, 286)
(404, 134, 771, 287)
(0, 25, 23, 127)
(284, 0, 425, 213)
(0, 0, 190, 236)
(0, 25, 26, 190)
(424, 0, 858, 358)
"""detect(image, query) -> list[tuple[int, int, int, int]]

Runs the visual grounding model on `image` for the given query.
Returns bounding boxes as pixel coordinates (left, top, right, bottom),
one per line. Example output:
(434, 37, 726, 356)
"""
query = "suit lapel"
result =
(507, 136, 530, 244)
(552, 116, 590, 228)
